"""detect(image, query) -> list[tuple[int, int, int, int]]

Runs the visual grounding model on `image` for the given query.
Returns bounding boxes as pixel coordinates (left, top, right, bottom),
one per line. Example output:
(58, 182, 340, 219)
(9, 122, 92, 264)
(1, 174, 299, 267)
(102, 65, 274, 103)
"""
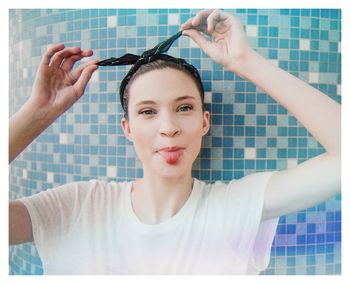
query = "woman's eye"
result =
(139, 109, 156, 116)
(178, 105, 193, 112)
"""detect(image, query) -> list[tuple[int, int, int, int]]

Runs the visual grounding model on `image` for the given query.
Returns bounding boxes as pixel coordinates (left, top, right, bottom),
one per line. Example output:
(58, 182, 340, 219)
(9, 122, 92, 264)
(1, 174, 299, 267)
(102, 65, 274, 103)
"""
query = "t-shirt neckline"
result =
(124, 178, 201, 234)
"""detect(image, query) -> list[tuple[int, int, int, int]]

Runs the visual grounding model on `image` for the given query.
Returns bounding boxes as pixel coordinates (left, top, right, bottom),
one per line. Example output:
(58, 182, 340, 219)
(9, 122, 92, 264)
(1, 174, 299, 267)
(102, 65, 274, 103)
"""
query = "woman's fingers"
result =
(41, 43, 65, 66)
(40, 44, 96, 74)
(181, 9, 215, 33)
(61, 49, 94, 72)
(49, 47, 83, 68)
(182, 29, 212, 53)
(181, 9, 233, 36)
(71, 59, 99, 85)
(206, 9, 226, 34)
(73, 63, 99, 99)
(192, 9, 215, 27)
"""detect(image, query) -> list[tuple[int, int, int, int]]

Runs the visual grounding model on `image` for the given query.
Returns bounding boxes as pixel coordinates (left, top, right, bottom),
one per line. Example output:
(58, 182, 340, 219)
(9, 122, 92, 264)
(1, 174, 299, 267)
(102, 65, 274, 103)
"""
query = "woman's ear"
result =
(121, 117, 133, 142)
(202, 111, 211, 136)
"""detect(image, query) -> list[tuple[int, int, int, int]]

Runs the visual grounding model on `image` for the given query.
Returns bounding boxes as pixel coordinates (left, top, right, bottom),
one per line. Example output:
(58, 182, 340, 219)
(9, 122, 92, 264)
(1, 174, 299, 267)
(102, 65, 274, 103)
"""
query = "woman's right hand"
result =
(9, 43, 98, 163)
(28, 43, 98, 122)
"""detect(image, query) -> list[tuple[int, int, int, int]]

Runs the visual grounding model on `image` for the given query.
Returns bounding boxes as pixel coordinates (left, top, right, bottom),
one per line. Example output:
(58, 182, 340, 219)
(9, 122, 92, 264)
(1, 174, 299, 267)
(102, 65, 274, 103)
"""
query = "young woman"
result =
(9, 9, 340, 274)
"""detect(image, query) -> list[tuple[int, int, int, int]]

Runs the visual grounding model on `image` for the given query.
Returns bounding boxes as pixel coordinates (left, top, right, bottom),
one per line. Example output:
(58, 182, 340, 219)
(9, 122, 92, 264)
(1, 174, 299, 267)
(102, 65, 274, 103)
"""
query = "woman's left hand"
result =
(181, 9, 254, 73)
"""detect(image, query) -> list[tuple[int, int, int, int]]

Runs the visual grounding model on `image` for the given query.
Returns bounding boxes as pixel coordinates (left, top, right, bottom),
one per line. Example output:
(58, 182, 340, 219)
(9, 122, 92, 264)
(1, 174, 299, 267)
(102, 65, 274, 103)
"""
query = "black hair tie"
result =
(97, 31, 203, 112)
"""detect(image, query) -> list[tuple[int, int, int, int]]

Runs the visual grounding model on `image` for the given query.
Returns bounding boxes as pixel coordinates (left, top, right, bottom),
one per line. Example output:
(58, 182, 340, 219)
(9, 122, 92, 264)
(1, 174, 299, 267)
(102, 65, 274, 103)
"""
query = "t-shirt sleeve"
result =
(224, 171, 279, 274)
(18, 180, 100, 260)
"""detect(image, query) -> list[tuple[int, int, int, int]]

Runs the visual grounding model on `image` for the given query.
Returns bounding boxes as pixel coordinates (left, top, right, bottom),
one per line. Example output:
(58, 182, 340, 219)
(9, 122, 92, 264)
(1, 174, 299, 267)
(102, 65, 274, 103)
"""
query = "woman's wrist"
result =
(9, 97, 59, 162)
(9, 101, 46, 162)
(226, 48, 266, 79)
(20, 100, 48, 129)
(25, 96, 60, 126)
(13, 99, 54, 141)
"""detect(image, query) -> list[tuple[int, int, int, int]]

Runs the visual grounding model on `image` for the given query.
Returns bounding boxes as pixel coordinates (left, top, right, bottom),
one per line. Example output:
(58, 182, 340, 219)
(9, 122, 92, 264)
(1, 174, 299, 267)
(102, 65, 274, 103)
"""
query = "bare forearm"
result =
(9, 101, 52, 163)
(234, 50, 341, 158)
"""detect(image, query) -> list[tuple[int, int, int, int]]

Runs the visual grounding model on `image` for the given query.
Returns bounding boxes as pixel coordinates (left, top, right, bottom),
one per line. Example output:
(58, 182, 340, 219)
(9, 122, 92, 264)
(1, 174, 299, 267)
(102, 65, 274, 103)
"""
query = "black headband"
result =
(97, 31, 204, 112)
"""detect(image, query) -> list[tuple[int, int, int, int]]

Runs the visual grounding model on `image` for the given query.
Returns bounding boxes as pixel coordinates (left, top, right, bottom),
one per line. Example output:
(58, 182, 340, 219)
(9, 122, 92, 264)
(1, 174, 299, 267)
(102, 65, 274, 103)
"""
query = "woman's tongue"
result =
(158, 149, 184, 164)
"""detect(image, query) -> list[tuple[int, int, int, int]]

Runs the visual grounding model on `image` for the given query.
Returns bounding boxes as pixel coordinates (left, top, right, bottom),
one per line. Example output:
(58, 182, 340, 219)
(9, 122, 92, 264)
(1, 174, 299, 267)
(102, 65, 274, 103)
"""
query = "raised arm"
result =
(9, 43, 98, 163)
(181, 10, 341, 220)
(9, 44, 98, 245)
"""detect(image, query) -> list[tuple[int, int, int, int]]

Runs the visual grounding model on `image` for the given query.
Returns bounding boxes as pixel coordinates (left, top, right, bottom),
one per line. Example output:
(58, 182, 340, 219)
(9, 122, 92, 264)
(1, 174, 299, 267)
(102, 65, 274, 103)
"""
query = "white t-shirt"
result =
(20, 172, 279, 275)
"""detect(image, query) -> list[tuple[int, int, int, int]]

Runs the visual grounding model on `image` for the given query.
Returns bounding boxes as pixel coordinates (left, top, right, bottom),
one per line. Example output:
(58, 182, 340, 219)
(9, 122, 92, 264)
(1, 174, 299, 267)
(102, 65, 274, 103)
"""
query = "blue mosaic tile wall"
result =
(9, 9, 341, 275)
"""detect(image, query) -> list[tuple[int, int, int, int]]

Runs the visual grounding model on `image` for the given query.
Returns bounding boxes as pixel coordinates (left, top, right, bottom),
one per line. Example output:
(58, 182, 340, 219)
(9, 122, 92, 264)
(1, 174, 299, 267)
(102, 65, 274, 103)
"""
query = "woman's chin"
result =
(158, 167, 187, 179)
(142, 155, 193, 179)
(150, 163, 190, 180)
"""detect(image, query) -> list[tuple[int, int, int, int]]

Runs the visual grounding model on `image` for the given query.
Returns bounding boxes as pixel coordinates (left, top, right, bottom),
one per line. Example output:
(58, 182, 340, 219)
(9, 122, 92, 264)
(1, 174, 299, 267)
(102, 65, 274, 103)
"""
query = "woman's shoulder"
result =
(49, 178, 131, 190)
(22, 179, 133, 202)
(72, 179, 133, 198)
(195, 171, 275, 193)
(194, 171, 276, 209)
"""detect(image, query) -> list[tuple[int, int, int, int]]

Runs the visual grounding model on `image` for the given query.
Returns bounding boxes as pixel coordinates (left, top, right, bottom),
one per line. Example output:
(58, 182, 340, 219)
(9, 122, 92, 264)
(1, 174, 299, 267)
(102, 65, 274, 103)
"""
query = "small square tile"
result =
(309, 72, 319, 83)
(22, 169, 27, 179)
(300, 39, 310, 50)
(47, 172, 54, 183)
(204, 92, 212, 103)
(246, 25, 258, 37)
(107, 16, 116, 27)
(107, 166, 117, 178)
(245, 147, 256, 159)
(168, 13, 179, 25)
(59, 133, 68, 144)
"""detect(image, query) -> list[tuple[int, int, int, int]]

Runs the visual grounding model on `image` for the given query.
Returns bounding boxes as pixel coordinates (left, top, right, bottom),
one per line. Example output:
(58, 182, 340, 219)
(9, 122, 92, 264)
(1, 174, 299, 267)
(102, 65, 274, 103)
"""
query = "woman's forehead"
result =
(133, 95, 198, 107)
(128, 69, 202, 104)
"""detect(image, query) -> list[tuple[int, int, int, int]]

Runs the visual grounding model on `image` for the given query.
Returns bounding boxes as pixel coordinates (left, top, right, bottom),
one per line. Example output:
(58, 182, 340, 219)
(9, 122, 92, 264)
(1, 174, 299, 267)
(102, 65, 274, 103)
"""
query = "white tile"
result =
(204, 92, 212, 103)
(107, 166, 117, 178)
(300, 39, 310, 50)
(23, 169, 27, 179)
(245, 148, 256, 159)
(47, 172, 53, 183)
(107, 16, 116, 28)
(168, 14, 179, 25)
(59, 133, 68, 144)
(309, 72, 319, 83)
(246, 25, 258, 37)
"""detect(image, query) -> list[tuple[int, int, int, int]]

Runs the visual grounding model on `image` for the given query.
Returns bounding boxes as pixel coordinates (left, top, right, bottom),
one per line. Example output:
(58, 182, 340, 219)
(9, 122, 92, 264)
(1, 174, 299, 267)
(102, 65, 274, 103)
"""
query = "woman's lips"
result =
(157, 147, 184, 165)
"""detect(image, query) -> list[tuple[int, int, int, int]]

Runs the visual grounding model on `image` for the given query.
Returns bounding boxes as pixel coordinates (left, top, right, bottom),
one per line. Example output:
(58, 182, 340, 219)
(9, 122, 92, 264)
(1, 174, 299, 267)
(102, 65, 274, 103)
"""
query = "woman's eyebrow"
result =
(135, 100, 157, 107)
(135, 95, 196, 107)
(174, 95, 196, 102)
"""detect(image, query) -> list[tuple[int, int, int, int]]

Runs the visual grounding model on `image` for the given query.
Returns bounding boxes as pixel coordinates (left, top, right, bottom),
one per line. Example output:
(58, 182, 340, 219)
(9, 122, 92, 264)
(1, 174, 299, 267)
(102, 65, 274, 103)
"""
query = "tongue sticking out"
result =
(158, 149, 183, 165)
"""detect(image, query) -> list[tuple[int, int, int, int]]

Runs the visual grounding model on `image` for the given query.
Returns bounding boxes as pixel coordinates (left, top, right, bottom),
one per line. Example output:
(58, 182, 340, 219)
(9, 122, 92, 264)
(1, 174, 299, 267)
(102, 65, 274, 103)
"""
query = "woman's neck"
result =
(131, 172, 194, 224)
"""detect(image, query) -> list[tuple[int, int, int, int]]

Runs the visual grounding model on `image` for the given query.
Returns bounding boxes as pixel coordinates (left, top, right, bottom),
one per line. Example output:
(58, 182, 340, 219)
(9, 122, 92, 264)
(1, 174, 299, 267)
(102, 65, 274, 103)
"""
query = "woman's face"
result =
(121, 68, 210, 179)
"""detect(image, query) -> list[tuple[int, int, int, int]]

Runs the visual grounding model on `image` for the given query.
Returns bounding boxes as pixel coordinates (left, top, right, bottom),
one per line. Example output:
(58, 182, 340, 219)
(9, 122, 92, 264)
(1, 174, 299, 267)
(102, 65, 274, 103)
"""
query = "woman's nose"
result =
(159, 114, 181, 137)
